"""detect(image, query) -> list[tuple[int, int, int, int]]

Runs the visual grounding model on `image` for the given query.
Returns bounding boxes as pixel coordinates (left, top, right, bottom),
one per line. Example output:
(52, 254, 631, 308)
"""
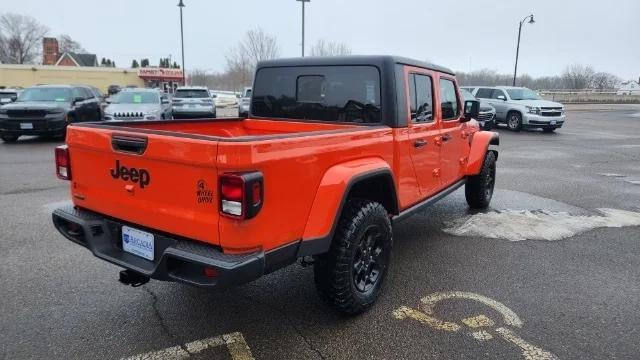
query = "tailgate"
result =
(66, 126, 220, 245)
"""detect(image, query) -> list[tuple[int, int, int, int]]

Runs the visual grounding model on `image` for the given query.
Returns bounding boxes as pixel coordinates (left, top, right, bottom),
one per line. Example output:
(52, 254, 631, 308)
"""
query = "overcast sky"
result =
(4, 0, 639, 80)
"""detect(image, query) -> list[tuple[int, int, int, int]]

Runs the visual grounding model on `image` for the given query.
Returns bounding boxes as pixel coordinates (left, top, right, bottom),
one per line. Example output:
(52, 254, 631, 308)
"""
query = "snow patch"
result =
(442, 208, 640, 241)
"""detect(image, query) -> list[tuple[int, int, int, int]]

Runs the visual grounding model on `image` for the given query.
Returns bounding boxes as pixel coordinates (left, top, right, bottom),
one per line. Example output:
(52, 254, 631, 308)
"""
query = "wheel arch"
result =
(466, 131, 499, 175)
(298, 158, 398, 256)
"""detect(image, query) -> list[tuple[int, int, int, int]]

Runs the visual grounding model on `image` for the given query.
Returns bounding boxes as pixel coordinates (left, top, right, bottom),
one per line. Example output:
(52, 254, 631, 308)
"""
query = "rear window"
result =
(252, 66, 381, 123)
(174, 89, 210, 98)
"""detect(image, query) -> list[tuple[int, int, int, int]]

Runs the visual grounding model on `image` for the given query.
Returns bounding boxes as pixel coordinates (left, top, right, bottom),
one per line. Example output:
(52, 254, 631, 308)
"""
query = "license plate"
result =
(122, 226, 155, 260)
(550, 120, 557, 125)
(20, 123, 33, 129)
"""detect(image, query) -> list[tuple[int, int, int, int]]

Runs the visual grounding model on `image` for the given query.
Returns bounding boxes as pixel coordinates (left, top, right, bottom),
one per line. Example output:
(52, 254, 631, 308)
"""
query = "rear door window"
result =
(439, 79, 460, 120)
(475, 88, 493, 99)
(491, 89, 507, 100)
(408, 74, 434, 123)
(174, 89, 210, 98)
(252, 65, 381, 124)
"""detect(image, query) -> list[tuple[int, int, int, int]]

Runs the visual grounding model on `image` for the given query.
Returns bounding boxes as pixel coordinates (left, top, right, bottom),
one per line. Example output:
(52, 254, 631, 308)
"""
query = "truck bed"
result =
(65, 117, 393, 253)
(81, 118, 360, 139)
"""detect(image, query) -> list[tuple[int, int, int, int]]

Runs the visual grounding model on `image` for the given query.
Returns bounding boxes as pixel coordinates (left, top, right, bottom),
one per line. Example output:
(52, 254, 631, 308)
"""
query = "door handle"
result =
(441, 134, 452, 142)
(414, 139, 427, 148)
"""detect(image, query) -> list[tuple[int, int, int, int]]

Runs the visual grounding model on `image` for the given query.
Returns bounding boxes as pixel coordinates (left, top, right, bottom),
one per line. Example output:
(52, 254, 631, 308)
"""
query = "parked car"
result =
(172, 86, 216, 119)
(460, 88, 495, 130)
(103, 88, 172, 121)
(210, 90, 239, 108)
(51, 55, 498, 314)
(472, 86, 565, 132)
(87, 86, 107, 119)
(0, 88, 20, 105)
(107, 85, 122, 96)
(0, 84, 102, 142)
(238, 87, 252, 117)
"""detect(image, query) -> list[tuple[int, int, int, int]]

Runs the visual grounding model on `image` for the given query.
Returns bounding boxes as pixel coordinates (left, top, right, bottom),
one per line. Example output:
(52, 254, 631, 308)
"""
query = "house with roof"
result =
(617, 79, 640, 95)
(42, 37, 98, 67)
(55, 52, 99, 67)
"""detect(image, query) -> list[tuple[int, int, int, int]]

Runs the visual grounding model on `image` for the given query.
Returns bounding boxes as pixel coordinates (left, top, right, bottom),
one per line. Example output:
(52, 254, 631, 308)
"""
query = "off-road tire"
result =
(314, 199, 392, 315)
(1, 135, 19, 143)
(507, 111, 522, 132)
(465, 151, 496, 209)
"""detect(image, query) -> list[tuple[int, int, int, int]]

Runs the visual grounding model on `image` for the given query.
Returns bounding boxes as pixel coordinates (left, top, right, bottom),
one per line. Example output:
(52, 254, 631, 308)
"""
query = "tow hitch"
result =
(119, 270, 150, 287)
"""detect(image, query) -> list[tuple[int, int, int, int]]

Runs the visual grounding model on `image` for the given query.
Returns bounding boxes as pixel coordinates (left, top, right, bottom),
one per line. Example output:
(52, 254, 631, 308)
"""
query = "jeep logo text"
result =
(110, 160, 151, 189)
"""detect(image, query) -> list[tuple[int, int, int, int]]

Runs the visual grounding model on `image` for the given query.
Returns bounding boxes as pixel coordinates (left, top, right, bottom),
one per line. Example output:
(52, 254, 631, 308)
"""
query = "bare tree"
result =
(591, 72, 621, 91)
(0, 13, 49, 64)
(223, 28, 280, 90)
(310, 39, 352, 56)
(561, 64, 595, 90)
(240, 28, 280, 65)
(58, 34, 85, 53)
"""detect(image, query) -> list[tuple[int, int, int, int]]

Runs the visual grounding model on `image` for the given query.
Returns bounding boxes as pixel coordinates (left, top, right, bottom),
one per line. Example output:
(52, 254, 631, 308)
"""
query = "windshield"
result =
(0, 92, 17, 99)
(460, 89, 476, 101)
(17, 87, 71, 102)
(506, 88, 541, 100)
(252, 65, 381, 123)
(111, 91, 159, 104)
(174, 89, 210, 98)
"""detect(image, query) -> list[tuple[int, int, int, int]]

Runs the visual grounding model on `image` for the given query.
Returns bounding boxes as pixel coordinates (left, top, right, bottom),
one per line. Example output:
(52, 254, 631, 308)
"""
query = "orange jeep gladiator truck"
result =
(52, 56, 498, 314)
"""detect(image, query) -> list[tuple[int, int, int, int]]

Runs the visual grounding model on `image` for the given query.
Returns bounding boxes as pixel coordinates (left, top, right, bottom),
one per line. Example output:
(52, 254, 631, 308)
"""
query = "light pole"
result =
(513, 14, 535, 86)
(178, 0, 186, 85)
(296, 0, 310, 57)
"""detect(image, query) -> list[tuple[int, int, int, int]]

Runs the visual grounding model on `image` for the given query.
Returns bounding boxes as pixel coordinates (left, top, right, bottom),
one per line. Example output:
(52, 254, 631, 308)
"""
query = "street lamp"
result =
(296, 0, 310, 57)
(178, 0, 186, 85)
(512, 14, 535, 86)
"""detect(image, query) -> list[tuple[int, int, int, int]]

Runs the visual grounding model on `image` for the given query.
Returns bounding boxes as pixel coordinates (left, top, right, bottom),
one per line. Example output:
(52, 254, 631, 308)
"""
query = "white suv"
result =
(171, 86, 216, 119)
(472, 86, 565, 132)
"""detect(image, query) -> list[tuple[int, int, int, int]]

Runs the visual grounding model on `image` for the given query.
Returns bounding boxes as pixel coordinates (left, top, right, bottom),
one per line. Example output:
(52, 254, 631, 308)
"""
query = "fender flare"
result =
(297, 158, 397, 256)
(466, 131, 499, 175)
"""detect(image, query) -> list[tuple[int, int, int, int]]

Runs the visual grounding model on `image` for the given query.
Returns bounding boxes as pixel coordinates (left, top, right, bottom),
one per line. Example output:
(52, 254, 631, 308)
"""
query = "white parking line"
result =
(121, 332, 254, 360)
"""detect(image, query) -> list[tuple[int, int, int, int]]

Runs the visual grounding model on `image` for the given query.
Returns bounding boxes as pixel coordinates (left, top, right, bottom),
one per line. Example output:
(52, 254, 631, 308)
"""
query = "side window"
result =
(82, 88, 95, 99)
(475, 88, 493, 99)
(439, 79, 459, 120)
(409, 74, 433, 123)
(491, 89, 506, 100)
(71, 87, 85, 100)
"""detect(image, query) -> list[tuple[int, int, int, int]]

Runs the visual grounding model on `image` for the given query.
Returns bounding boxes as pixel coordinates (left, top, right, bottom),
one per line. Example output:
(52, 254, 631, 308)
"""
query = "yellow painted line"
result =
(392, 306, 460, 332)
(462, 314, 495, 329)
(470, 330, 493, 341)
(121, 332, 254, 360)
(496, 327, 558, 360)
(420, 291, 523, 328)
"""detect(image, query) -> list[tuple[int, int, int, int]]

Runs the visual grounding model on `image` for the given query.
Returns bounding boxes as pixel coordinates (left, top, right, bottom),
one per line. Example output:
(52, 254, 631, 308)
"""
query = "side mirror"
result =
(73, 97, 85, 104)
(10, 95, 18, 102)
(462, 100, 479, 122)
(161, 98, 170, 104)
(497, 95, 507, 101)
(105, 97, 112, 104)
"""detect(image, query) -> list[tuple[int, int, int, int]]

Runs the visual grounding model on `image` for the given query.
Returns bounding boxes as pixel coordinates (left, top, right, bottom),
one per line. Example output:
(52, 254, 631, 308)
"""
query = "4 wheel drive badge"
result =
(196, 179, 213, 204)
(393, 291, 558, 360)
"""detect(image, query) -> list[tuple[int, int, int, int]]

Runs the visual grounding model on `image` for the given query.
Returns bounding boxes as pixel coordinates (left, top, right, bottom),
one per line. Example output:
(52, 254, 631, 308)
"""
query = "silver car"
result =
(104, 88, 172, 121)
(472, 86, 565, 132)
(239, 87, 252, 118)
(173, 86, 216, 119)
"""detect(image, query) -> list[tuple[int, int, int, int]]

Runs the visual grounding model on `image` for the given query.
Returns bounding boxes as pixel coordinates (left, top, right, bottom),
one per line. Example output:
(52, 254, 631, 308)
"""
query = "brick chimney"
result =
(42, 37, 60, 65)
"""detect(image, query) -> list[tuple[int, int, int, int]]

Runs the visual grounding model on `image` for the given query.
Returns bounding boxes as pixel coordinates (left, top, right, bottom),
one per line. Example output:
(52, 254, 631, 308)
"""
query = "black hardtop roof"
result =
(256, 55, 455, 76)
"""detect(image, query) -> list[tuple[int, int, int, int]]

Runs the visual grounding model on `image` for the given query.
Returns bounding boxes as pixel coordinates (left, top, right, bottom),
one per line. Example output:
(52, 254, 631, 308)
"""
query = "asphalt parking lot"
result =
(1, 106, 639, 360)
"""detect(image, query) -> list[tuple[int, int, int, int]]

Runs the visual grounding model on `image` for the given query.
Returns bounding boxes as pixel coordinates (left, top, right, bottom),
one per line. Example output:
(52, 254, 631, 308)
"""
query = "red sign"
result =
(138, 68, 184, 80)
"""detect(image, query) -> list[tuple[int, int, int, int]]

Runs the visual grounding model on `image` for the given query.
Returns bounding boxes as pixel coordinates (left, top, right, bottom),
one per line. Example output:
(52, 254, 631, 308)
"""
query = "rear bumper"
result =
(52, 205, 265, 289)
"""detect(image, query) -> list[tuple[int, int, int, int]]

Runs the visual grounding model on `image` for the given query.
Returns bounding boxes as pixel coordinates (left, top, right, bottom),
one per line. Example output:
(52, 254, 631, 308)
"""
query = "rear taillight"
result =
(219, 172, 263, 219)
(55, 145, 71, 180)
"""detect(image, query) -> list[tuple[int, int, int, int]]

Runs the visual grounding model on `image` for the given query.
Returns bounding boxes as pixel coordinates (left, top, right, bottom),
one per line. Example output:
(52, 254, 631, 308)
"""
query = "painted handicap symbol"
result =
(393, 291, 558, 360)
